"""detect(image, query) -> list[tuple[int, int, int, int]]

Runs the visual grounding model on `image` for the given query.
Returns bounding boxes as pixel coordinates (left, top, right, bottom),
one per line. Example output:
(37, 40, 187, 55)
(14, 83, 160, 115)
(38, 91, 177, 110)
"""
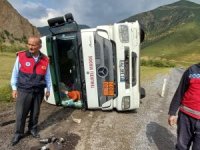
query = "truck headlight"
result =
(119, 25, 129, 43)
(122, 96, 130, 110)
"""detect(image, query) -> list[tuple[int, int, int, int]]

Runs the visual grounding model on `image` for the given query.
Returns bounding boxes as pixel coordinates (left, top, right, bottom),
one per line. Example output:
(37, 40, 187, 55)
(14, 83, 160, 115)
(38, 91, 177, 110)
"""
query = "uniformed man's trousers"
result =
(14, 90, 44, 137)
(176, 111, 200, 150)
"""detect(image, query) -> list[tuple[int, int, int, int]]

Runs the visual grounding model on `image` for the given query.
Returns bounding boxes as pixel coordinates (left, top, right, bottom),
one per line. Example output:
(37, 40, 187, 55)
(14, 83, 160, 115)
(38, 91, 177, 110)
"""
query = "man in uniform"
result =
(10, 36, 51, 146)
(168, 64, 200, 150)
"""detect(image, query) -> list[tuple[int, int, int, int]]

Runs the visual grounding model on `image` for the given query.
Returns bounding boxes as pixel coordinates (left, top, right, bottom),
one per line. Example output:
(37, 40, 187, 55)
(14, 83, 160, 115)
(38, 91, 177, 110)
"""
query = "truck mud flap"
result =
(140, 87, 145, 99)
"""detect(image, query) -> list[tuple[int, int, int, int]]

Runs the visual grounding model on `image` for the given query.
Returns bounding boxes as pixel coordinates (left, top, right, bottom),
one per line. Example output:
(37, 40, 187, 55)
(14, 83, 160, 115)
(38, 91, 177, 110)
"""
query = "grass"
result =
(0, 52, 175, 103)
(0, 52, 16, 102)
(141, 22, 200, 67)
(0, 52, 16, 87)
(140, 66, 171, 82)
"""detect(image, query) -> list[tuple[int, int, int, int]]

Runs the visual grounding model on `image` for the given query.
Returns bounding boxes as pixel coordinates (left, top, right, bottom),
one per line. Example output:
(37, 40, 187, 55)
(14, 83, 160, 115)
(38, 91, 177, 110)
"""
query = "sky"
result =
(7, 0, 200, 27)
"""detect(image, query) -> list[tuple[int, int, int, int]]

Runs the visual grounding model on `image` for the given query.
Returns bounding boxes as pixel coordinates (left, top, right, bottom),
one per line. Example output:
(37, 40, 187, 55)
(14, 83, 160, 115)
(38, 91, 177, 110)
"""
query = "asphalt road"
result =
(0, 68, 183, 150)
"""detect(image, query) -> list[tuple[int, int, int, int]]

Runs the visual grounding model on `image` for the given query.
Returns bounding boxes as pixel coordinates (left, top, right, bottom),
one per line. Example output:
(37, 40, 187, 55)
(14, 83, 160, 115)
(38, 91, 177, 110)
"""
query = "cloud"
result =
(7, 0, 200, 27)
(19, 2, 48, 19)
(64, 0, 180, 26)
(8, 0, 64, 26)
(29, 8, 64, 27)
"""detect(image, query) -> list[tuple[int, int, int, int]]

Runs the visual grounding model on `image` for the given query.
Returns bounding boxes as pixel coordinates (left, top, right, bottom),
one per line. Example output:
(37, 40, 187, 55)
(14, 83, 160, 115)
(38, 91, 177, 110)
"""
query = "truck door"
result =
(46, 36, 61, 105)
(46, 34, 83, 108)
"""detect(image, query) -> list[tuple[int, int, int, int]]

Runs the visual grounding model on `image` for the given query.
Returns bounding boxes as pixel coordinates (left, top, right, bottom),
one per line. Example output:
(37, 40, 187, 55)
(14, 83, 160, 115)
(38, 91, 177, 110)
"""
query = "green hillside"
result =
(122, 0, 200, 66)
(141, 22, 200, 64)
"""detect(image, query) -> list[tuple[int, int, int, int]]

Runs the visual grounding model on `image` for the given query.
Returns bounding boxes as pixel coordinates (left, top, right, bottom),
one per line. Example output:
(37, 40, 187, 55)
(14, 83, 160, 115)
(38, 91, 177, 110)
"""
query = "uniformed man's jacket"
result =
(169, 64, 200, 119)
(17, 50, 49, 92)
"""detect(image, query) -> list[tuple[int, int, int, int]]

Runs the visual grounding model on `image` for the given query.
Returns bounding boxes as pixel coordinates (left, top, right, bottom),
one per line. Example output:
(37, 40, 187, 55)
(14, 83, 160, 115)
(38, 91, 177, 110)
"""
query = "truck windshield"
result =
(55, 35, 81, 99)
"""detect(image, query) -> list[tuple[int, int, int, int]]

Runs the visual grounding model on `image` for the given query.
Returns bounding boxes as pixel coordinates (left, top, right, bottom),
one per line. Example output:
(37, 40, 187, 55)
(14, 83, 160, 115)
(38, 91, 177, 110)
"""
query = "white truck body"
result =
(81, 22, 141, 110)
(40, 16, 144, 111)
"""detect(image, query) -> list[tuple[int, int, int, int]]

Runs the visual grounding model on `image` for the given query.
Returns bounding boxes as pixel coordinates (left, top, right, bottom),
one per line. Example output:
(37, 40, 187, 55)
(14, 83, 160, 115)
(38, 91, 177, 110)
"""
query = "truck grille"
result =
(94, 33, 116, 106)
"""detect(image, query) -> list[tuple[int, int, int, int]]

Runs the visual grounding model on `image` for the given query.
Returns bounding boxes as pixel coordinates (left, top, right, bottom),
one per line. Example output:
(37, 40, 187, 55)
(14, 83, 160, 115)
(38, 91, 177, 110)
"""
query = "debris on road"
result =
(71, 115, 81, 124)
(39, 136, 65, 150)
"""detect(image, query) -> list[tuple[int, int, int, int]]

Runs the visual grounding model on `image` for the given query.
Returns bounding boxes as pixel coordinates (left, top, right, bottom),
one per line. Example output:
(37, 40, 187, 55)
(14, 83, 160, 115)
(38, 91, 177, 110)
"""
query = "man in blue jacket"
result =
(10, 36, 51, 146)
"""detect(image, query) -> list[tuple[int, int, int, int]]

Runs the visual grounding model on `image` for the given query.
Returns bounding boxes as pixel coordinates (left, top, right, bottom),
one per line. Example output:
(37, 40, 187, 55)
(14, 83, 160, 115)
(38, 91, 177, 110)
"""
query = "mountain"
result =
(38, 24, 90, 36)
(121, 0, 200, 66)
(0, 0, 39, 46)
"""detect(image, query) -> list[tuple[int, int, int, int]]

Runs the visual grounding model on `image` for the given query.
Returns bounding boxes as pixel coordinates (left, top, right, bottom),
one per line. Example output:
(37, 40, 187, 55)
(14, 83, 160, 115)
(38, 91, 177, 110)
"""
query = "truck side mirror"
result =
(64, 13, 74, 23)
(48, 16, 65, 27)
(140, 28, 145, 43)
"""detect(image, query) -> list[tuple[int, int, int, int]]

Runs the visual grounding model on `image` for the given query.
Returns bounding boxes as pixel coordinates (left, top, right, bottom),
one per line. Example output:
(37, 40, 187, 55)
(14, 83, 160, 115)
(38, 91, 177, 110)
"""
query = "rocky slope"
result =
(0, 0, 39, 44)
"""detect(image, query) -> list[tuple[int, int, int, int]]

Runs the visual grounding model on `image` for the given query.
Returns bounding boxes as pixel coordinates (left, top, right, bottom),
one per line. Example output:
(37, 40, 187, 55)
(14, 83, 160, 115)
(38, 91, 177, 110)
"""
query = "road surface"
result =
(0, 68, 183, 150)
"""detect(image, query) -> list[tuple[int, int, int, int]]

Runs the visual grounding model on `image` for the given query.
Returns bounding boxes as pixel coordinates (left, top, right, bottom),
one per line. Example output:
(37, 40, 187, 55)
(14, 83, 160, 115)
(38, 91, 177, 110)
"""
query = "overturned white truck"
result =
(41, 13, 145, 111)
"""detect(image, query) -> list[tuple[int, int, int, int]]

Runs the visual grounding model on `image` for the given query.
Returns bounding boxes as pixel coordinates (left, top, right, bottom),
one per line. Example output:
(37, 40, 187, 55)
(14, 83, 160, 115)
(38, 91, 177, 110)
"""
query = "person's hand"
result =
(12, 90, 17, 100)
(64, 91, 69, 95)
(168, 115, 177, 126)
(45, 91, 50, 100)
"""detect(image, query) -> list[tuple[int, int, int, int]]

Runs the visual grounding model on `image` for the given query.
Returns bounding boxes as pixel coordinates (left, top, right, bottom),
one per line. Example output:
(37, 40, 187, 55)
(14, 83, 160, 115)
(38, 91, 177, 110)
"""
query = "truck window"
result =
(55, 36, 81, 100)
(94, 32, 117, 106)
(132, 52, 137, 86)
(125, 47, 130, 89)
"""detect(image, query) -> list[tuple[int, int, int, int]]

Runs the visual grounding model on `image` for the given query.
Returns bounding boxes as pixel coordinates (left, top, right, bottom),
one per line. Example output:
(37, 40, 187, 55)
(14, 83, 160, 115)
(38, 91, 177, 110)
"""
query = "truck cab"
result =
(41, 13, 145, 111)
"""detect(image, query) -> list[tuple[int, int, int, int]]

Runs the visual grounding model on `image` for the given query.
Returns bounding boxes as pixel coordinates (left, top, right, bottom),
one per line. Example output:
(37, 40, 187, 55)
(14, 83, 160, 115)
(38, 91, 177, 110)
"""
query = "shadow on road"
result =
(39, 107, 74, 131)
(146, 122, 176, 150)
